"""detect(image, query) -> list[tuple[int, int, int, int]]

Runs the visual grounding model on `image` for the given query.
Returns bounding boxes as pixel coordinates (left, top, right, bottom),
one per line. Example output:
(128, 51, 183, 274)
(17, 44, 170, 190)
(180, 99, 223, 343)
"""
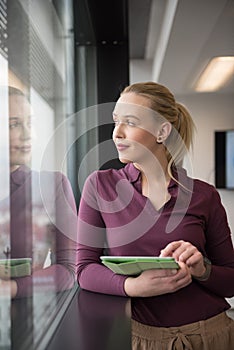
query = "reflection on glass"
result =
(0, 82, 77, 350)
(6, 87, 77, 298)
(0, 0, 77, 348)
(0, 298, 11, 349)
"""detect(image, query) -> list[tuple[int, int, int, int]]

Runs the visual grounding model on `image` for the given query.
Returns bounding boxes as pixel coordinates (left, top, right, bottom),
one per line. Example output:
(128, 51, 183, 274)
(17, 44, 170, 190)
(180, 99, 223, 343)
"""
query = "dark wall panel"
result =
(73, 0, 129, 170)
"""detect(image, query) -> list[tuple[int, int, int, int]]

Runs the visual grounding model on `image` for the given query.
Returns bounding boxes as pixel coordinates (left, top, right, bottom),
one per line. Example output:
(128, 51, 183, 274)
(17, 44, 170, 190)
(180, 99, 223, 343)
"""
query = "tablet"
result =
(100, 256, 179, 275)
(0, 258, 32, 278)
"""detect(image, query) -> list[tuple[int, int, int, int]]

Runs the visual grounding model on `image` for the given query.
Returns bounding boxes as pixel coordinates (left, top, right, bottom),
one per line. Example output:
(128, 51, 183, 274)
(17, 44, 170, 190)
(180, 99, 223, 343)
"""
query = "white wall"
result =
(177, 93, 234, 239)
(178, 95, 234, 309)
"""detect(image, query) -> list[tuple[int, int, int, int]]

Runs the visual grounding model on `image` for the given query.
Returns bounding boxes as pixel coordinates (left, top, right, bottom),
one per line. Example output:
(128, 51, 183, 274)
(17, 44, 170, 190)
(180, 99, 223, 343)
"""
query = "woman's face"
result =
(9, 94, 33, 172)
(112, 92, 161, 165)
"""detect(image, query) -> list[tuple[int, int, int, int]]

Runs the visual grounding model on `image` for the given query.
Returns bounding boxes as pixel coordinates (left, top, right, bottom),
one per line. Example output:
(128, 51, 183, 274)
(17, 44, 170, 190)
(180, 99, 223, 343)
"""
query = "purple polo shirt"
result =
(8, 166, 78, 297)
(77, 163, 234, 327)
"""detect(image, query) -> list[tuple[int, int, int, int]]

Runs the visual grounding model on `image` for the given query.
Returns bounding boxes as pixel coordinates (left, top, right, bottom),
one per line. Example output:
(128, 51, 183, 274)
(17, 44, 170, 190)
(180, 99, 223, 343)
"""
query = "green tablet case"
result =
(0, 258, 32, 278)
(101, 256, 179, 276)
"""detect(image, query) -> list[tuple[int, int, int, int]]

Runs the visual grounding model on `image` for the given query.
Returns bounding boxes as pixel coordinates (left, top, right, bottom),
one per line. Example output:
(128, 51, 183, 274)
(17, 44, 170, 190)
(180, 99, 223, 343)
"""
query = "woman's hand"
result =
(0, 279, 17, 298)
(160, 240, 206, 278)
(124, 262, 192, 297)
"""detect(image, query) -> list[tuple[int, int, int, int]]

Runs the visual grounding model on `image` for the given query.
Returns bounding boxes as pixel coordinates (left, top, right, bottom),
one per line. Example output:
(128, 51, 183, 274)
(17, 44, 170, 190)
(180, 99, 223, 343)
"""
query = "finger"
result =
(144, 268, 178, 278)
(166, 266, 192, 292)
(186, 251, 203, 267)
(160, 241, 184, 257)
(170, 241, 198, 262)
(177, 246, 197, 262)
(177, 246, 202, 265)
(174, 273, 192, 290)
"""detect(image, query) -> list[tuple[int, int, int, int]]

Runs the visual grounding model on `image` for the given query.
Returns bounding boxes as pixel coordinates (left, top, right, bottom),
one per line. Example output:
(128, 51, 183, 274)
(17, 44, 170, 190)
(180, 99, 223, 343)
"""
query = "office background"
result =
(0, 0, 233, 348)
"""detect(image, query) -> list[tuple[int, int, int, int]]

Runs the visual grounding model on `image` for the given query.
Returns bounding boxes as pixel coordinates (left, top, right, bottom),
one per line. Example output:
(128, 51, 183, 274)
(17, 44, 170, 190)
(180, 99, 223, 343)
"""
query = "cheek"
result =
(9, 133, 19, 145)
(133, 130, 156, 145)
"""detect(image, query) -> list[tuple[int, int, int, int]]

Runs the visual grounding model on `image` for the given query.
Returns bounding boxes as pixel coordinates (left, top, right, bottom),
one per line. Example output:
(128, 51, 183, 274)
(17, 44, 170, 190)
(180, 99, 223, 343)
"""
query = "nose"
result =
(20, 123, 31, 141)
(113, 122, 125, 139)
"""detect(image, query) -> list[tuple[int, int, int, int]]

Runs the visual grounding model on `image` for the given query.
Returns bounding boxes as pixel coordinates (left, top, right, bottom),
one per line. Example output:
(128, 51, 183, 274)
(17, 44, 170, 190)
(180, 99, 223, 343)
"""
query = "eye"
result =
(126, 119, 136, 127)
(9, 121, 20, 129)
(113, 119, 120, 126)
(112, 118, 137, 127)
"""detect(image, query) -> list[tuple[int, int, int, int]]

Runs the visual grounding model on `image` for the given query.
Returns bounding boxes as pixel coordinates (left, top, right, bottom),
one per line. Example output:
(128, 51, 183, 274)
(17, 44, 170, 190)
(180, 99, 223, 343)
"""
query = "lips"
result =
(14, 145, 32, 152)
(20, 146, 31, 152)
(116, 143, 129, 152)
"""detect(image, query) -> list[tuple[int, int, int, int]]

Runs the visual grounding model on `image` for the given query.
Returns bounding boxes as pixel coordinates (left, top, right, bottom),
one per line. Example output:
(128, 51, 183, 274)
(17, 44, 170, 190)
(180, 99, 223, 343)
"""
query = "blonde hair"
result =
(121, 81, 196, 181)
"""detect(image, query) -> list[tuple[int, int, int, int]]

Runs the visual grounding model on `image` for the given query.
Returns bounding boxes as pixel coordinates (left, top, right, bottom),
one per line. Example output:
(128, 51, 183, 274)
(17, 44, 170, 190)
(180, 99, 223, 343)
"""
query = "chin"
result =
(119, 157, 133, 164)
(11, 156, 31, 168)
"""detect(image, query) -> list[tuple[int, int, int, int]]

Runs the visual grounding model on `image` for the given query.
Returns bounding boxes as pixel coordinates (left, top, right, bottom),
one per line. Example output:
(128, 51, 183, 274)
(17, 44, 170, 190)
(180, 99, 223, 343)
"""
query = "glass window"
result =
(0, 0, 77, 348)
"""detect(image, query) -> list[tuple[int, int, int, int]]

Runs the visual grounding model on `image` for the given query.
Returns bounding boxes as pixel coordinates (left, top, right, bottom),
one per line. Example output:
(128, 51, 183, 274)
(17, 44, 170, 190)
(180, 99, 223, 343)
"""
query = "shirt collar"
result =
(168, 167, 192, 193)
(122, 163, 141, 183)
(123, 163, 188, 190)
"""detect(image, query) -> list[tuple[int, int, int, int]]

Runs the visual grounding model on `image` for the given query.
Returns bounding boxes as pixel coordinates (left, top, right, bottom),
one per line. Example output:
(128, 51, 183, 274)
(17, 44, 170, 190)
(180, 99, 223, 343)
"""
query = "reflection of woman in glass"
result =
(0, 86, 77, 298)
(77, 82, 234, 350)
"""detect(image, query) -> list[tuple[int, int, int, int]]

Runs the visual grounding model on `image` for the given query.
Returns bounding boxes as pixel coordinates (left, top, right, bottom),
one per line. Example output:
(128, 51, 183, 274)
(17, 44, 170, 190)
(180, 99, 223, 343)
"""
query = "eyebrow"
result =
(112, 112, 140, 121)
(9, 117, 20, 122)
(9, 115, 33, 120)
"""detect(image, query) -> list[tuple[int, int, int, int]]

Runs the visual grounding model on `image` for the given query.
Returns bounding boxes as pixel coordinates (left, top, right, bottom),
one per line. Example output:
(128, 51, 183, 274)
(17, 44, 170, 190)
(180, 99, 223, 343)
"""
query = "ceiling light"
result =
(195, 56, 234, 92)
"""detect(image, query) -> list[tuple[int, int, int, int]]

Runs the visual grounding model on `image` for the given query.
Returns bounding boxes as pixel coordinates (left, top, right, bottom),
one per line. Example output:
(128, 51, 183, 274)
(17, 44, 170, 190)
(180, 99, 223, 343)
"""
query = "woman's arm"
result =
(161, 187, 234, 298)
(14, 173, 78, 298)
(198, 188, 234, 297)
(77, 173, 128, 296)
(77, 243, 128, 296)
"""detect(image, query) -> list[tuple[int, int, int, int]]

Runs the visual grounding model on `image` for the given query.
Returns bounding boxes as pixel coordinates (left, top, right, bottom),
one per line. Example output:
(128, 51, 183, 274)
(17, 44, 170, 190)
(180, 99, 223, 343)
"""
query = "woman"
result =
(0, 86, 77, 298)
(77, 82, 234, 349)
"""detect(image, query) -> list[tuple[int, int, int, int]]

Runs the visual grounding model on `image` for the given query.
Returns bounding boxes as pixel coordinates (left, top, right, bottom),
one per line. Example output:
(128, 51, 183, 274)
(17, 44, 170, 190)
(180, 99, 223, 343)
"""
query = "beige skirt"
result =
(132, 311, 234, 350)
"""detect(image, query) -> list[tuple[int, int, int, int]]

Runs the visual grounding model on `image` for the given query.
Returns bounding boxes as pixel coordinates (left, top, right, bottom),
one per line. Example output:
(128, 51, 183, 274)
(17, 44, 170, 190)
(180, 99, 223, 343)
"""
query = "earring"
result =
(156, 137, 163, 144)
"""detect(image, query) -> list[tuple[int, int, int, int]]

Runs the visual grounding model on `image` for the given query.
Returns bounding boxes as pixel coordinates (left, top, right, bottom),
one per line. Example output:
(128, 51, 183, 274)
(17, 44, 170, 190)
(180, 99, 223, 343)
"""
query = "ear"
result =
(156, 122, 172, 143)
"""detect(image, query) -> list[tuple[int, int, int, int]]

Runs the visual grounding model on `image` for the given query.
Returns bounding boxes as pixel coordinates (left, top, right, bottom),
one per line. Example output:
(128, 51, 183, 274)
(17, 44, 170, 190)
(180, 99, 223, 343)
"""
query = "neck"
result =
(134, 152, 171, 209)
(10, 165, 20, 173)
(134, 151, 170, 185)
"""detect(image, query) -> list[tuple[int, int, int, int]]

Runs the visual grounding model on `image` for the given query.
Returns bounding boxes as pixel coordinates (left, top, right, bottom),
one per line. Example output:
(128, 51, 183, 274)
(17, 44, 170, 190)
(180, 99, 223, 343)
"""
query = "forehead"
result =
(118, 92, 151, 106)
(114, 92, 159, 120)
(9, 94, 31, 116)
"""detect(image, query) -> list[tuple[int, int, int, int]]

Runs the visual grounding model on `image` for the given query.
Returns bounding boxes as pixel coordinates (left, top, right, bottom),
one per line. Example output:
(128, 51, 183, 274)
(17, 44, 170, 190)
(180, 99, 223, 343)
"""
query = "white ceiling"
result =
(129, 0, 234, 95)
